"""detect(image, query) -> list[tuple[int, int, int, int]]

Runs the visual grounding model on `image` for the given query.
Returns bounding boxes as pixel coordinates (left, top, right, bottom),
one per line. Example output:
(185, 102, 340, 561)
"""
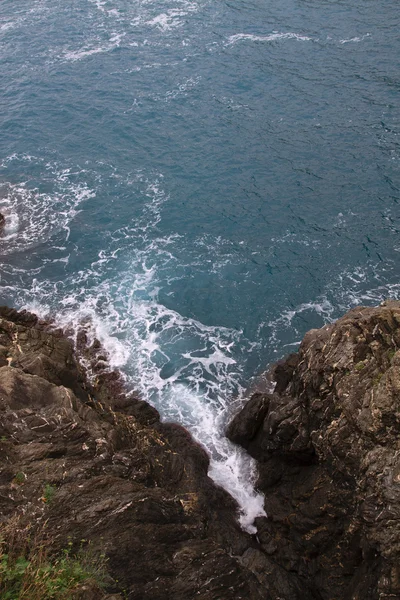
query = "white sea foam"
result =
(147, 12, 184, 31)
(156, 75, 201, 102)
(0, 21, 16, 32)
(339, 33, 371, 44)
(131, 1, 200, 32)
(0, 2, 50, 36)
(227, 31, 371, 47)
(260, 261, 400, 361)
(39, 288, 266, 532)
(48, 288, 266, 532)
(10, 168, 266, 533)
(228, 32, 312, 45)
(63, 32, 125, 61)
(88, 0, 107, 12)
(0, 157, 95, 254)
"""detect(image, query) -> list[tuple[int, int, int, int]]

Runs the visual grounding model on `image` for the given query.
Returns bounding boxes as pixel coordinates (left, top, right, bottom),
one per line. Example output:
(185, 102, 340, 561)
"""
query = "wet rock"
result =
(4, 300, 398, 599)
(228, 300, 400, 599)
(0, 307, 266, 599)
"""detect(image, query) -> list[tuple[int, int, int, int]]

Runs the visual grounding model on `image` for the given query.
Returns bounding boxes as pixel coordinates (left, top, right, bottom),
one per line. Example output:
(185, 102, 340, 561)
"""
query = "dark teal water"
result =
(1, 0, 399, 529)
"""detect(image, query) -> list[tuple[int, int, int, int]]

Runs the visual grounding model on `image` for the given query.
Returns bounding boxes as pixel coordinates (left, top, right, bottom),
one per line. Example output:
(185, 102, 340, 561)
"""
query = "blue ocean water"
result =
(1, 0, 399, 530)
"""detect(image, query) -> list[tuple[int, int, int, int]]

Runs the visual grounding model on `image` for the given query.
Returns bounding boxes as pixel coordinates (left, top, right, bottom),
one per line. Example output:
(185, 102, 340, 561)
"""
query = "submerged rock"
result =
(228, 300, 400, 599)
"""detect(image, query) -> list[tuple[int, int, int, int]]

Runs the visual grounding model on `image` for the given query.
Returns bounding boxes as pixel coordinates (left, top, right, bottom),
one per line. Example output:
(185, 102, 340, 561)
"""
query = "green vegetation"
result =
(0, 519, 110, 600)
(388, 349, 396, 361)
(42, 484, 56, 505)
(355, 361, 365, 371)
(373, 373, 383, 386)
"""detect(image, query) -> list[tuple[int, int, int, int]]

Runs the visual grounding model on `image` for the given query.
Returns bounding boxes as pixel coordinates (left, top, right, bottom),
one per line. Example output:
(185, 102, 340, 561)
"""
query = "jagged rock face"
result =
(228, 301, 400, 600)
(0, 307, 270, 600)
(4, 302, 400, 600)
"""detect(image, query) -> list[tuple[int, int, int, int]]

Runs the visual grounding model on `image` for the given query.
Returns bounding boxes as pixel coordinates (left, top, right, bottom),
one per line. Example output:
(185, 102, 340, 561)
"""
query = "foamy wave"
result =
(0, 2, 50, 36)
(0, 158, 94, 254)
(228, 32, 312, 45)
(131, 1, 200, 32)
(147, 11, 186, 31)
(152, 75, 201, 102)
(0, 21, 16, 32)
(63, 32, 125, 61)
(227, 31, 371, 47)
(13, 168, 266, 532)
(265, 298, 335, 348)
(260, 263, 400, 359)
(27, 275, 267, 532)
(88, 0, 108, 12)
(53, 285, 266, 531)
(339, 33, 371, 44)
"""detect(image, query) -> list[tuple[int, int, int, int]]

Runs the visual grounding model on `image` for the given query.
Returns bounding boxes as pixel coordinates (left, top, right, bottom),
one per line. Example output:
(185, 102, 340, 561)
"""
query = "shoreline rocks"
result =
(0, 306, 266, 599)
(228, 300, 400, 599)
(1, 301, 399, 598)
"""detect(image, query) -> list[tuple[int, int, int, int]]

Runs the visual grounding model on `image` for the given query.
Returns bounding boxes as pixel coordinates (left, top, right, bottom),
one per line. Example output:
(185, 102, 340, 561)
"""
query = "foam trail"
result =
(63, 32, 125, 61)
(14, 169, 266, 532)
(28, 291, 266, 532)
(228, 32, 312, 45)
(339, 33, 370, 44)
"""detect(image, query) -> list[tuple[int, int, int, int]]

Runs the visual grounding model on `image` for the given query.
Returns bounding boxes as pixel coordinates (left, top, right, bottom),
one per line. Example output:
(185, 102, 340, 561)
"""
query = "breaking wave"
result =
(1, 158, 266, 532)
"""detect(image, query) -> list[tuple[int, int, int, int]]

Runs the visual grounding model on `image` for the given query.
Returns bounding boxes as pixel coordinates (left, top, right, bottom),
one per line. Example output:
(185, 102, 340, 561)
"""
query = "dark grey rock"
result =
(0, 307, 266, 600)
(228, 300, 400, 600)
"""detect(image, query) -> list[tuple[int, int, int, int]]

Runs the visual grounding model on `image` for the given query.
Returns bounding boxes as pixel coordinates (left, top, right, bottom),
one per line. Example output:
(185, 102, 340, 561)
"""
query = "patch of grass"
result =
(0, 517, 110, 600)
(355, 361, 365, 371)
(373, 373, 383, 386)
(42, 484, 56, 505)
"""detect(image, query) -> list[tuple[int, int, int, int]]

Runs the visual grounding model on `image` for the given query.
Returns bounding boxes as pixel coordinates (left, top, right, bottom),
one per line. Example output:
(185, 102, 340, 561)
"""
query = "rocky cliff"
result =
(0, 306, 268, 599)
(228, 300, 400, 600)
(1, 301, 400, 599)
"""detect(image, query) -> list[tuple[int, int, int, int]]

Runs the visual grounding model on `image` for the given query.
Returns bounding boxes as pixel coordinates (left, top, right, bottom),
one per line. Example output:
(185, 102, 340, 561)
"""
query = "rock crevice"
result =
(2, 302, 400, 599)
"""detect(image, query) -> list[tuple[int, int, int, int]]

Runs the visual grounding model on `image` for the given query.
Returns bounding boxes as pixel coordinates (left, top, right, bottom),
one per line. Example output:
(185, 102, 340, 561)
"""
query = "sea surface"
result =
(1, 0, 399, 531)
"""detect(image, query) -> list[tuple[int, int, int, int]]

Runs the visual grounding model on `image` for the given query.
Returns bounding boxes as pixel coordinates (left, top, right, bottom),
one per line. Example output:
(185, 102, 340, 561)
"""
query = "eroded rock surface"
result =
(3, 301, 399, 599)
(0, 306, 270, 599)
(228, 300, 400, 600)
